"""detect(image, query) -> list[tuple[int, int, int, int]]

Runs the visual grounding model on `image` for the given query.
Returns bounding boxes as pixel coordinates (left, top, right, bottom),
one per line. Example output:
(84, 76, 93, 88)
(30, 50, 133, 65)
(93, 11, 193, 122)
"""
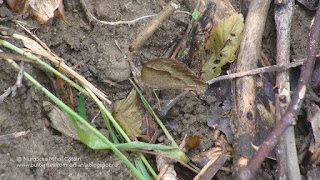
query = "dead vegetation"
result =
(1, 0, 320, 179)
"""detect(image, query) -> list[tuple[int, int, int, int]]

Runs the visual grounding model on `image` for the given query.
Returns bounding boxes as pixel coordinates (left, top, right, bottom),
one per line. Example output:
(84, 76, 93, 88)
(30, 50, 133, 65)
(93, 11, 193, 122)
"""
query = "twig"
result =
(158, 91, 188, 117)
(231, 0, 272, 174)
(11, 62, 24, 97)
(0, 130, 29, 141)
(238, 2, 320, 179)
(156, 155, 177, 180)
(206, 59, 305, 85)
(0, 87, 12, 102)
(274, 0, 301, 179)
(129, 2, 179, 51)
(15, 21, 56, 55)
(194, 155, 229, 180)
(0, 51, 25, 102)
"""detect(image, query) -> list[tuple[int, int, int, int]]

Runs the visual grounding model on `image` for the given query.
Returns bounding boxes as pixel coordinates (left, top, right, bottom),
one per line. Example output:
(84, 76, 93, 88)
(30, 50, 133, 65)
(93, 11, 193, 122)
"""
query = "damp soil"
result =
(0, 0, 315, 179)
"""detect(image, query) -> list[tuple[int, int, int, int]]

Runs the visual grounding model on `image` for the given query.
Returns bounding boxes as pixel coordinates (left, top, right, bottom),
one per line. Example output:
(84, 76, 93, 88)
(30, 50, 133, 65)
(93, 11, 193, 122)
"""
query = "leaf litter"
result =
(113, 89, 150, 141)
(2, 0, 315, 179)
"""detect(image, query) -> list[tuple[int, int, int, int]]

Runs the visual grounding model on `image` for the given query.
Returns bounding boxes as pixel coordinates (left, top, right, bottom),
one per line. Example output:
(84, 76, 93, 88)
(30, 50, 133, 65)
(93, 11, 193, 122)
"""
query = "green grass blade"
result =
(78, 94, 87, 119)
(101, 111, 119, 144)
(134, 156, 152, 180)
(129, 79, 178, 148)
(5, 58, 145, 180)
(85, 86, 132, 142)
(0, 39, 91, 98)
(139, 154, 157, 179)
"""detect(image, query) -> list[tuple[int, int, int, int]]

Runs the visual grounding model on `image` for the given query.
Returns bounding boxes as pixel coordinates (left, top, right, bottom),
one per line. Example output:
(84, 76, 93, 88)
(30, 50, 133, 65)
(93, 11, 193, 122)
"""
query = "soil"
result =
(0, 0, 315, 179)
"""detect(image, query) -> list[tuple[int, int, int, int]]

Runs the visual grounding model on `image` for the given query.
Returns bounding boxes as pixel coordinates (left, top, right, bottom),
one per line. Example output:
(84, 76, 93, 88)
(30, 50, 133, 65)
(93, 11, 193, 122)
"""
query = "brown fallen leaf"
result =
(141, 113, 158, 142)
(113, 89, 150, 141)
(141, 58, 208, 93)
(5, 0, 68, 24)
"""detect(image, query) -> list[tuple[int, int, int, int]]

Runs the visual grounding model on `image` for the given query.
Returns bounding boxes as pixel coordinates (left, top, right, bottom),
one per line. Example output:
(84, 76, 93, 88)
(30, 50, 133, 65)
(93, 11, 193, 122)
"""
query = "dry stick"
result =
(206, 59, 305, 85)
(0, 131, 29, 141)
(275, 1, 301, 180)
(158, 90, 189, 117)
(231, 0, 271, 174)
(194, 155, 229, 180)
(274, 1, 290, 178)
(238, 2, 320, 179)
(129, 2, 179, 52)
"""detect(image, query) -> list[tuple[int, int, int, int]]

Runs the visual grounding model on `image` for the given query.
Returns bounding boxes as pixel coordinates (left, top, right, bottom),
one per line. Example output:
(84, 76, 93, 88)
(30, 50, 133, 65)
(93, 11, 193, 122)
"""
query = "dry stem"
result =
(231, 0, 272, 174)
(238, 2, 320, 179)
(129, 2, 179, 51)
(275, 0, 301, 179)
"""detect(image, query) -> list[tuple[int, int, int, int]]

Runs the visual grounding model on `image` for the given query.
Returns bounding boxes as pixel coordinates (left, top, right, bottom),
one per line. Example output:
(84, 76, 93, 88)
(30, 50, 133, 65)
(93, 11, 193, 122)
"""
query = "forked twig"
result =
(238, 2, 320, 179)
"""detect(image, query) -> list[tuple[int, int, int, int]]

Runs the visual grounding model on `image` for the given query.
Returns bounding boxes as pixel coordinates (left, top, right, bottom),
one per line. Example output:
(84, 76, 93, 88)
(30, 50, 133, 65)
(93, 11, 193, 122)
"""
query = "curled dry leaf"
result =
(141, 58, 207, 92)
(201, 13, 244, 81)
(5, 0, 68, 24)
(112, 89, 149, 141)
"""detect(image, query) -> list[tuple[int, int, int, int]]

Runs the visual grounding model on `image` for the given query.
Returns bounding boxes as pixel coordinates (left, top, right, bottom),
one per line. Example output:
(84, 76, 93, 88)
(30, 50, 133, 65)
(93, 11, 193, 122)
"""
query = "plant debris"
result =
(5, 0, 68, 24)
(113, 89, 150, 141)
(201, 13, 244, 81)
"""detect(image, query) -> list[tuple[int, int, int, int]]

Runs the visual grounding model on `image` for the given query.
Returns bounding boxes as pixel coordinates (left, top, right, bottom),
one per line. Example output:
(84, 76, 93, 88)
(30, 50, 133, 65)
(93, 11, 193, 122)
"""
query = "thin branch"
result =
(238, 2, 320, 179)
(206, 59, 305, 85)
(0, 131, 29, 141)
(129, 2, 179, 51)
(274, 0, 301, 179)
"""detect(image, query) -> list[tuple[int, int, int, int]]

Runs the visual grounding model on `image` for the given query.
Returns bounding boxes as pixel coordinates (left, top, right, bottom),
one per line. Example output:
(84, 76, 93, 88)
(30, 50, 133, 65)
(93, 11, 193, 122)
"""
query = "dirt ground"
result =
(0, 0, 315, 179)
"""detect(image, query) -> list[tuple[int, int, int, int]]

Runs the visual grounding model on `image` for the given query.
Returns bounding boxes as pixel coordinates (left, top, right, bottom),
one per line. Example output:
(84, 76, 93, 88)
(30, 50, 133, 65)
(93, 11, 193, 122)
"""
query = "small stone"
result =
(97, 56, 131, 82)
(157, 135, 165, 142)
(204, 96, 216, 104)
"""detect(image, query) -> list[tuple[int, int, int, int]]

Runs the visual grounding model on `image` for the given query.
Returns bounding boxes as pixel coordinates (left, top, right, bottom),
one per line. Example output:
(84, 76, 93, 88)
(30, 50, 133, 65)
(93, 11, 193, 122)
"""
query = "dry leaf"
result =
(141, 113, 158, 141)
(141, 58, 207, 92)
(5, 0, 29, 14)
(12, 33, 52, 58)
(5, 0, 68, 24)
(113, 89, 149, 141)
(201, 13, 244, 81)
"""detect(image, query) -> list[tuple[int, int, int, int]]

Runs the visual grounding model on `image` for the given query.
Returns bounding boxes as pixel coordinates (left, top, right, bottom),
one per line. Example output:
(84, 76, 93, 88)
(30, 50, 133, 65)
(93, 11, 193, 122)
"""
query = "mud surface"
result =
(0, 0, 315, 179)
